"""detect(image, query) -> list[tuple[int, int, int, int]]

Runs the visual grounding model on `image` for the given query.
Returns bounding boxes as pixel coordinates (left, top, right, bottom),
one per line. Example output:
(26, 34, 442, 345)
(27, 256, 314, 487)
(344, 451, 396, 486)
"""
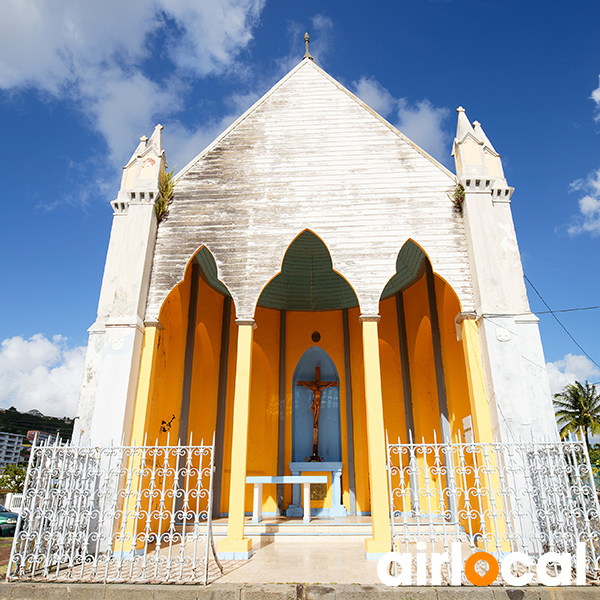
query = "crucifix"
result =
(297, 367, 338, 462)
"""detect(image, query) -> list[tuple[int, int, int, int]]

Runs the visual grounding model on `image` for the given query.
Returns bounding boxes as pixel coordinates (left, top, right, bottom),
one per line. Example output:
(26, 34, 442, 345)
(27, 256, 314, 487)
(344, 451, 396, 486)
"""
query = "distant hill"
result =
(0, 407, 73, 441)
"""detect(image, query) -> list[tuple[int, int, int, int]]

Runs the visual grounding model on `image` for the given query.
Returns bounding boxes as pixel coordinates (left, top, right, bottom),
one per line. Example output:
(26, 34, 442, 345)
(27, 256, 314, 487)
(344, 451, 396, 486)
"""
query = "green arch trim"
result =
(257, 230, 359, 311)
(380, 240, 427, 300)
(194, 246, 231, 297)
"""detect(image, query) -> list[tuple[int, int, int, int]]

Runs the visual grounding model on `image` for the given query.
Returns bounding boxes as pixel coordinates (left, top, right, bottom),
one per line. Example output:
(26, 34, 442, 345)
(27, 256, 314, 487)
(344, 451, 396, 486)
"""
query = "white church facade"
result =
(72, 50, 560, 561)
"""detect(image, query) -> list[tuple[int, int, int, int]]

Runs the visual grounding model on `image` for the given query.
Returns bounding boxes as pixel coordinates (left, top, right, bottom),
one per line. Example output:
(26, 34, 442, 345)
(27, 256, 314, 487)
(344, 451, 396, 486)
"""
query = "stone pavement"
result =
(0, 582, 599, 599)
(3, 519, 599, 598)
(217, 539, 381, 584)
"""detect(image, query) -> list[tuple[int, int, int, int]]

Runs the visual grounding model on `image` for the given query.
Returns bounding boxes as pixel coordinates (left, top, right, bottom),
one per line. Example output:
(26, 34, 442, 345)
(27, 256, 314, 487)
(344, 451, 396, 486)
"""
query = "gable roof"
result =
(177, 58, 454, 180)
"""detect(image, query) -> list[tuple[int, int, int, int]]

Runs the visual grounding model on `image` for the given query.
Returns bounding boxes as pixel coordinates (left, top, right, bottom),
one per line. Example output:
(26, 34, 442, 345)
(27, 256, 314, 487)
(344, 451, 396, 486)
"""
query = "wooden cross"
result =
(297, 367, 338, 461)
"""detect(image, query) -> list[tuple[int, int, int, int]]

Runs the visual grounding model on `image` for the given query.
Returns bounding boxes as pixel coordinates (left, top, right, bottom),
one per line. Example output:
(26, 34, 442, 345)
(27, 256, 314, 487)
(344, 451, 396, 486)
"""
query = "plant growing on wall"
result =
(155, 167, 176, 222)
(451, 183, 465, 215)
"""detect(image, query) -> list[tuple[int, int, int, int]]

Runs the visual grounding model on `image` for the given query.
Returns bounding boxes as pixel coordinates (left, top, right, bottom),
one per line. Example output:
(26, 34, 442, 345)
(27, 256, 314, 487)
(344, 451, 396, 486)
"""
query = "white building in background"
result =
(0, 432, 24, 468)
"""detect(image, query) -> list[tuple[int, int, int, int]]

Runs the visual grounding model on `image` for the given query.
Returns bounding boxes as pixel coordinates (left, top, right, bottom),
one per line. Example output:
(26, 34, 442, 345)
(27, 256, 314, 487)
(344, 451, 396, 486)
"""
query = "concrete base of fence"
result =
(1, 583, 599, 599)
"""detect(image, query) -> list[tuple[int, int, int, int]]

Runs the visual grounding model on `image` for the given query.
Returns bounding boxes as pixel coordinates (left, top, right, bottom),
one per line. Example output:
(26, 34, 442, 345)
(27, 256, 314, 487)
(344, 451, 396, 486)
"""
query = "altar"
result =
(286, 461, 347, 518)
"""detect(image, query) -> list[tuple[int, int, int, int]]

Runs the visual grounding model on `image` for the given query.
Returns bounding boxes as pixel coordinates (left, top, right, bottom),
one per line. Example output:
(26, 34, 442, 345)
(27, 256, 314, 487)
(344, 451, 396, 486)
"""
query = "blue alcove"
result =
(292, 347, 341, 463)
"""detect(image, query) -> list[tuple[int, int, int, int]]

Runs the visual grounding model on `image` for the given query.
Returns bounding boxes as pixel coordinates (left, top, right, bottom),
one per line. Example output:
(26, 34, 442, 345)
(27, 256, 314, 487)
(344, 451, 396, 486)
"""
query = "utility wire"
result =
(524, 275, 600, 371)
(537, 305, 600, 314)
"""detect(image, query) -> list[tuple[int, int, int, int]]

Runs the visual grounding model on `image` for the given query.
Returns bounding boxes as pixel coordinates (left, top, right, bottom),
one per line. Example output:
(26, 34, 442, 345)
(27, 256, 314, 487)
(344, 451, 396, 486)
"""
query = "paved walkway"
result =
(217, 539, 380, 585)
(3, 518, 600, 597)
(1, 582, 598, 599)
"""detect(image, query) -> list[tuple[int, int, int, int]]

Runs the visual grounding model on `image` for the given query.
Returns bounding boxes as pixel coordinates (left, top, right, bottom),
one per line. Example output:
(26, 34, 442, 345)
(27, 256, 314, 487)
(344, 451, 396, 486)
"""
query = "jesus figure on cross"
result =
(296, 367, 338, 462)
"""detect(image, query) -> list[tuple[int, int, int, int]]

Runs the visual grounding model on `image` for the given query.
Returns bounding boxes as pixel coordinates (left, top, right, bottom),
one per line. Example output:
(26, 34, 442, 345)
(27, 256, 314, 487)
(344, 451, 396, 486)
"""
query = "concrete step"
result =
(212, 519, 372, 543)
(175, 517, 464, 542)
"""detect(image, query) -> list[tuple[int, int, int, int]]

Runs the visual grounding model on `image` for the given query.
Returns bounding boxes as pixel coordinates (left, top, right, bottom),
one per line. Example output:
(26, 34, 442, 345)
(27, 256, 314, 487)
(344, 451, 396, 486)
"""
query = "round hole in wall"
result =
(311, 331, 321, 343)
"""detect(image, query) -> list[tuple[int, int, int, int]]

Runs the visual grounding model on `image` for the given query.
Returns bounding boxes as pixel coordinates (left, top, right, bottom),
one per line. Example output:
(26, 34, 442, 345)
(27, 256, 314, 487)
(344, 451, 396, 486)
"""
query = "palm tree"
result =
(554, 380, 600, 450)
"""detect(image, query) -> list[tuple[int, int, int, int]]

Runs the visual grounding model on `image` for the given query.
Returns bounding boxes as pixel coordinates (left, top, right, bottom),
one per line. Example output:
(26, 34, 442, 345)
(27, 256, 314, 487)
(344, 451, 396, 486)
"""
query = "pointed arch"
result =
(380, 239, 428, 301)
(157, 244, 233, 323)
(256, 229, 359, 311)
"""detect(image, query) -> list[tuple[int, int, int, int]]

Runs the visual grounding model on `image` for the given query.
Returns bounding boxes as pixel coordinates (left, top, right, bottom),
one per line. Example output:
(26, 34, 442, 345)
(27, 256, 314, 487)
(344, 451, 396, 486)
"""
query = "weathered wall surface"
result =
(146, 59, 474, 321)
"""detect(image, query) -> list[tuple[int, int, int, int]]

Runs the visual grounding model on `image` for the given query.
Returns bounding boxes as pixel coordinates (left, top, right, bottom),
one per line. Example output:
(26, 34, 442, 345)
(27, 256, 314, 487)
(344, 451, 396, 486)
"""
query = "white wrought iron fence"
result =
(386, 433, 600, 582)
(7, 434, 221, 584)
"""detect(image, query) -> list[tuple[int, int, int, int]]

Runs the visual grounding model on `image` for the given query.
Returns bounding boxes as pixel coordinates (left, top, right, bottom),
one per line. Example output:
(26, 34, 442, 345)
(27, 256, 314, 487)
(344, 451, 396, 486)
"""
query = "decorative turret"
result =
(111, 124, 166, 214)
(452, 106, 556, 444)
(452, 107, 513, 201)
(75, 126, 165, 446)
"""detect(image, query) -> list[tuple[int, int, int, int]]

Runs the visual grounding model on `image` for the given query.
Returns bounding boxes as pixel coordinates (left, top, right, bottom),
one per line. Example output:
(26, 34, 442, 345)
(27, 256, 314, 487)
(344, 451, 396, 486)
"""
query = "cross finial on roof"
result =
(303, 32, 313, 61)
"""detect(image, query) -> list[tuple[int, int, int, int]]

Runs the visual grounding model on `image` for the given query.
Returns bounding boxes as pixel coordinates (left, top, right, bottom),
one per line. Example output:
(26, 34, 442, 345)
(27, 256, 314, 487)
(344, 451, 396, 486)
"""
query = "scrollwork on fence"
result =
(386, 434, 600, 582)
(7, 435, 220, 584)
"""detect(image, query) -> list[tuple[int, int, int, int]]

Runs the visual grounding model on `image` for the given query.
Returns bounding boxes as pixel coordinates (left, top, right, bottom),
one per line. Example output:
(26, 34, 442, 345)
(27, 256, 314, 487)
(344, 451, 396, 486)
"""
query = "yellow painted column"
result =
(458, 314, 509, 552)
(360, 315, 392, 558)
(458, 315, 494, 443)
(218, 319, 255, 559)
(120, 324, 159, 553)
(130, 324, 160, 444)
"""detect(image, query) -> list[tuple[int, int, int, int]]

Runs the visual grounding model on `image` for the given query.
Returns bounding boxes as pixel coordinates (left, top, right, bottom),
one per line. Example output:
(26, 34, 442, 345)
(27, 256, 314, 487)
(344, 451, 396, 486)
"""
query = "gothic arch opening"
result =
(134, 246, 237, 516)
(378, 240, 471, 446)
(242, 230, 362, 516)
(257, 229, 359, 311)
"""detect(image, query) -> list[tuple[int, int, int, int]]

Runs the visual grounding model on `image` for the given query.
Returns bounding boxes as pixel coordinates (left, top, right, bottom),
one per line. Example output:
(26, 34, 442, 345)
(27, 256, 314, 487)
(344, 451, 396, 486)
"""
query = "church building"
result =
(74, 40, 558, 560)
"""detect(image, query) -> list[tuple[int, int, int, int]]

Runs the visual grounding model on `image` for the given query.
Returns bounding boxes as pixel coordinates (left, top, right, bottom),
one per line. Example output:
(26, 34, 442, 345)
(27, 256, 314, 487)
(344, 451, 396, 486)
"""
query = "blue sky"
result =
(0, 0, 599, 417)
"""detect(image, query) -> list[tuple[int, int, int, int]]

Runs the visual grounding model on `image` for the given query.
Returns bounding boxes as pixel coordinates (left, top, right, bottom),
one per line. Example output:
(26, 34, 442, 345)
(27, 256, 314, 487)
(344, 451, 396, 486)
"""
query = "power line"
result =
(537, 305, 600, 315)
(524, 275, 600, 371)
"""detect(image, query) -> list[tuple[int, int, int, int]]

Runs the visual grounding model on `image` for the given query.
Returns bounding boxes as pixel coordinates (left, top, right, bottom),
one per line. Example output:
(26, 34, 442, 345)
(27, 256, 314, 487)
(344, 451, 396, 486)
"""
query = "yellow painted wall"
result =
(403, 275, 440, 443)
(377, 297, 407, 445)
(347, 306, 369, 514)
(129, 262, 190, 537)
(135, 258, 235, 521)
(284, 310, 351, 512)
(145, 265, 191, 446)
(402, 274, 444, 512)
(186, 276, 225, 447)
(435, 275, 471, 441)
(218, 305, 280, 516)
(245, 306, 280, 514)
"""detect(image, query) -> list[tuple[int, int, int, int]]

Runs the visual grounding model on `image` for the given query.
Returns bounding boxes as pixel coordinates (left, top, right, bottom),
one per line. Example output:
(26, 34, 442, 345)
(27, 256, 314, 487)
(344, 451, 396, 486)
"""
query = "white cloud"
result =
(167, 14, 336, 171)
(591, 75, 600, 122)
(351, 77, 451, 163)
(352, 77, 395, 117)
(564, 78, 600, 234)
(309, 14, 334, 64)
(0, 0, 266, 164)
(546, 353, 600, 396)
(0, 335, 86, 418)
(567, 168, 600, 236)
(397, 99, 451, 162)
